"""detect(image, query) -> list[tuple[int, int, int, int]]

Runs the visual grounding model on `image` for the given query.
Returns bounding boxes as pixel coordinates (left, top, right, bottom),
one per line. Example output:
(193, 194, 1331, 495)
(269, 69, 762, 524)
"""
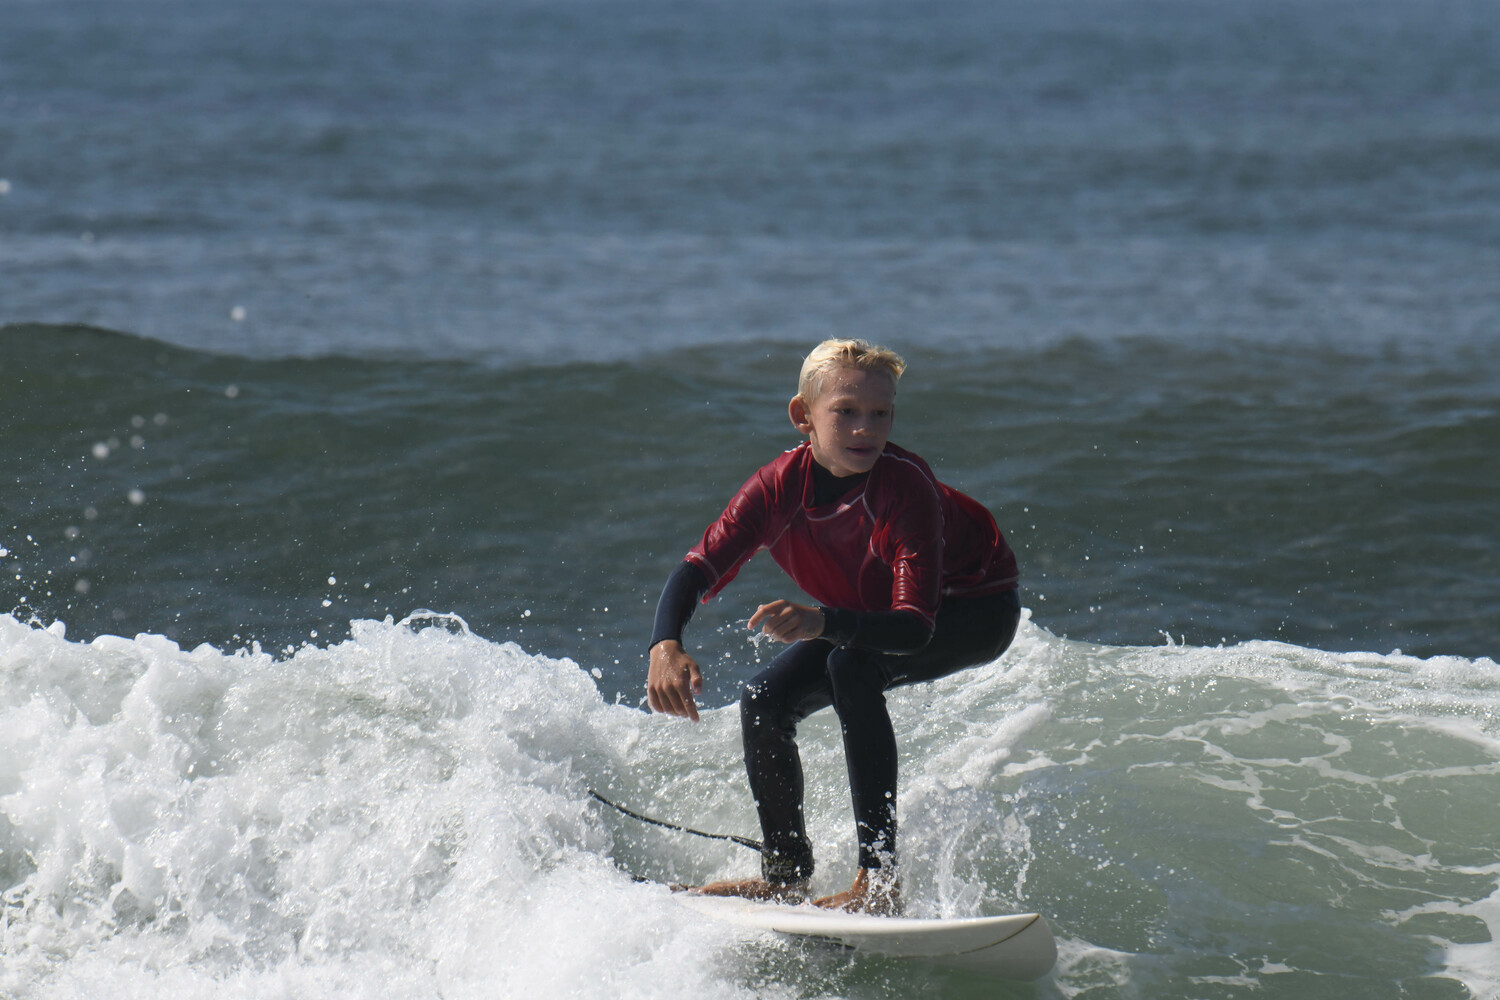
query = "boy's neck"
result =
(810, 456, 869, 506)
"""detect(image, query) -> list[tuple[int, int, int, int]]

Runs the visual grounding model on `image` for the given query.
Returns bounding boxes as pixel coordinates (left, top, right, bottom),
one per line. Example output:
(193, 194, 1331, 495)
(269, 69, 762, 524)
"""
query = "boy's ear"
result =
(788, 395, 814, 434)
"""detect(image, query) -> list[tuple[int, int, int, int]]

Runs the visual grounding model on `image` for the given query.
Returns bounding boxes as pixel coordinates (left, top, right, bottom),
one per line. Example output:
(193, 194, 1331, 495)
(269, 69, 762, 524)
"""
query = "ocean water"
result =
(3, 0, 1499, 997)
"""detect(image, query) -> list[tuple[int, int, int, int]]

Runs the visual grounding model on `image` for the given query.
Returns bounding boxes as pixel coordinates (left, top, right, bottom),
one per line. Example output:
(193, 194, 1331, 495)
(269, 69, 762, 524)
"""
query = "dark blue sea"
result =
(3, 1, 1498, 996)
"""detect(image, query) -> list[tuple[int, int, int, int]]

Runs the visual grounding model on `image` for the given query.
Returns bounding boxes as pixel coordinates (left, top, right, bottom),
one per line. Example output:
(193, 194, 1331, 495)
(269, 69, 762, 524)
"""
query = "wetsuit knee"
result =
(824, 645, 889, 708)
(741, 676, 797, 746)
(740, 678, 766, 732)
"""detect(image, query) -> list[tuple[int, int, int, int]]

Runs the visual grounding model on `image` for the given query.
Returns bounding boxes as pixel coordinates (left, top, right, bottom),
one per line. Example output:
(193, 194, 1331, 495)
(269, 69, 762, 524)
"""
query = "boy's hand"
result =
(749, 600, 825, 644)
(648, 640, 704, 722)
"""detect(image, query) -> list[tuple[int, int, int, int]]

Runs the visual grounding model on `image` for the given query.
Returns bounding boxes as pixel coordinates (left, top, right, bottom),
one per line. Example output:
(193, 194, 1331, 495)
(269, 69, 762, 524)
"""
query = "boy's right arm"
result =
(648, 463, 782, 722)
(646, 560, 711, 722)
(648, 640, 703, 722)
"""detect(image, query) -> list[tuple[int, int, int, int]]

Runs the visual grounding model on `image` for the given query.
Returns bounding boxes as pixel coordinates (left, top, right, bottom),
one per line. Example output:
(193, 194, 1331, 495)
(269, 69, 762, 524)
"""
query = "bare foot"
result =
(688, 877, 810, 904)
(813, 868, 902, 915)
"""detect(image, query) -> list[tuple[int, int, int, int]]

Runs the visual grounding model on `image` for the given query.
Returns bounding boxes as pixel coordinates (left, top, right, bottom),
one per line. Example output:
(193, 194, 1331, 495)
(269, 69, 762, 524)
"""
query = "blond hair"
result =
(796, 339, 906, 401)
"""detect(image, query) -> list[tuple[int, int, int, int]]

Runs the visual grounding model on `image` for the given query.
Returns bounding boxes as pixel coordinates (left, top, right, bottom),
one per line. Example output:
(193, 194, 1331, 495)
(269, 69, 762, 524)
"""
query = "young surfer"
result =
(646, 338, 1021, 914)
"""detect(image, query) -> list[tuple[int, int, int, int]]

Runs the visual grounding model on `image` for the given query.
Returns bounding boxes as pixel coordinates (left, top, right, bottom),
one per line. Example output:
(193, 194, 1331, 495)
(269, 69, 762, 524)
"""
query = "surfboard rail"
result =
(677, 894, 1057, 980)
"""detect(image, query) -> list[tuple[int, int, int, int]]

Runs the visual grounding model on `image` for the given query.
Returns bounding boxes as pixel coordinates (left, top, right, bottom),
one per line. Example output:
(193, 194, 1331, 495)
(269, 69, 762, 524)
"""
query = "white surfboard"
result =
(677, 894, 1056, 980)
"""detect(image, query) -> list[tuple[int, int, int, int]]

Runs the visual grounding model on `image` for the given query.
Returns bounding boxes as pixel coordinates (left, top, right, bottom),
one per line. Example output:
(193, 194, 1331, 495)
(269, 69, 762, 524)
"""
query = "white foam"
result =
(0, 613, 792, 1000)
(4, 613, 1498, 998)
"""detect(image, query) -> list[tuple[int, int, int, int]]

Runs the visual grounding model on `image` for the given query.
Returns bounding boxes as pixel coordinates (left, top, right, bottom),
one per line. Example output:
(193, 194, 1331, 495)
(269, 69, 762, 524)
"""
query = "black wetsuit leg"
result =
(740, 589, 1022, 883)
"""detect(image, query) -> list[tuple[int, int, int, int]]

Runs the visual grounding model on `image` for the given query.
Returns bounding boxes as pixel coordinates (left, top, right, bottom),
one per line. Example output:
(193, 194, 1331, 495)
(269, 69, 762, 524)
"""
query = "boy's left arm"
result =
(818, 605, 932, 653)
(748, 599, 825, 644)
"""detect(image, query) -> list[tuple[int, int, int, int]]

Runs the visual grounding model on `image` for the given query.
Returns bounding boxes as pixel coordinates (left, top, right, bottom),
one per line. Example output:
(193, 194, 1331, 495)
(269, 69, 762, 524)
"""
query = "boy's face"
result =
(789, 366, 896, 478)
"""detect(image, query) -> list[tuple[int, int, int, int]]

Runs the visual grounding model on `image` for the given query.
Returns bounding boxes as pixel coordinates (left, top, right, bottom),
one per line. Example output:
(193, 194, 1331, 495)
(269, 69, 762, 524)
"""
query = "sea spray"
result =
(0, 613, 846, 999)
(3, 613, 1499, 998)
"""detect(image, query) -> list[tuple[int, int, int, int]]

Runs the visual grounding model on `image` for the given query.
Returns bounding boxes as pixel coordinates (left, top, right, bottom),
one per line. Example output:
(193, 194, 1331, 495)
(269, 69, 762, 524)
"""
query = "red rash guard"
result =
(687, 442, 1018, 628)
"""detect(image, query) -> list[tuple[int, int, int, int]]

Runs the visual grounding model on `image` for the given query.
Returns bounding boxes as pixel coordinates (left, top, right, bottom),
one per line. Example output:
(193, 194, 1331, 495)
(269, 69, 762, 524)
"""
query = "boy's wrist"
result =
(819, 606, 854, 645)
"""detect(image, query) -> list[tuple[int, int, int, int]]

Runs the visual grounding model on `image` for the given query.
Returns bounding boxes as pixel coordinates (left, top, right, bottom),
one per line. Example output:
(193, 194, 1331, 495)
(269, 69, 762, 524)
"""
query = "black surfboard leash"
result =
(589, 789, 765, 854)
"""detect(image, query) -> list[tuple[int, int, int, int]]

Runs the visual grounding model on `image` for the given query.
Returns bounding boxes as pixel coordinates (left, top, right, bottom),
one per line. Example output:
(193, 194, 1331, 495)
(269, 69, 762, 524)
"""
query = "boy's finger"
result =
(663, 664, 700, 721)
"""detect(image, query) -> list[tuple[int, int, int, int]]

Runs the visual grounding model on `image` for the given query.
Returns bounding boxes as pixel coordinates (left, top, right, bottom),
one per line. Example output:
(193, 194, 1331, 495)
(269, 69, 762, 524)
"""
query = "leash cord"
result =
(589, 790, 765, 854)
